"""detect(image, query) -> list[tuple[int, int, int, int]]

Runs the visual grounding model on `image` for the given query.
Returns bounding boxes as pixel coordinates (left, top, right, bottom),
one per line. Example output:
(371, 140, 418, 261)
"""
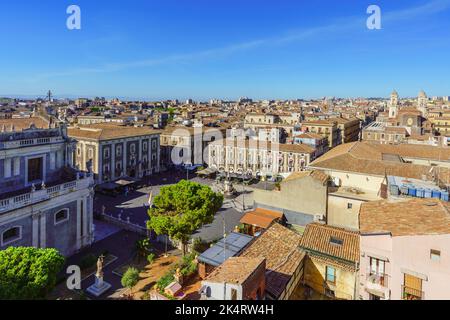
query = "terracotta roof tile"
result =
(300, 223, 360, 264)
(360, 198, 450, 236)
(0, 117, 49, 131)
(240, 223, 305, 298)
(205, 257, 265, 284)
(239, 208, 283, 229)
(68, 123, 160, 141)
(309, 142, 450, 182)
(283, 170, 329, 185)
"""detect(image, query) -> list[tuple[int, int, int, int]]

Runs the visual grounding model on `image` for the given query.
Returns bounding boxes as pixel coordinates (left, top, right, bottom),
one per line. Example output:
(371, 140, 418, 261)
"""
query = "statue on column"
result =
(96, 255, 104, 278)
(87, 254, 111, 297)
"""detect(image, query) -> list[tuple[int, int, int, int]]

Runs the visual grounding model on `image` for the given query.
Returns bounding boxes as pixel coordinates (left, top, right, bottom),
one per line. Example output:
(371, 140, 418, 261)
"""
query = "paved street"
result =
(62, 229, 181, 300)
(94, 171, 254, 244)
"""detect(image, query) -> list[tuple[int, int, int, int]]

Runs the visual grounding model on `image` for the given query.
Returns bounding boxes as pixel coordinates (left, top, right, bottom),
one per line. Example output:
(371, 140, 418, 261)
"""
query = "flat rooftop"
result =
(197, 232, 253, 267)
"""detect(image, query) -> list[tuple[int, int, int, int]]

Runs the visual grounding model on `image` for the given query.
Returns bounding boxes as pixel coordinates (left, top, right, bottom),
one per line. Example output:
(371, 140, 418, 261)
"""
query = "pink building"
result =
(359, 198, 450, 300)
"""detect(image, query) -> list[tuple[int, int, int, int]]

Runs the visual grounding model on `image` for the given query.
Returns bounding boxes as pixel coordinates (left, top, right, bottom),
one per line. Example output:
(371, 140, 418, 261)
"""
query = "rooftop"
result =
(283, 170, 329, 185)
(309, 142, 450, 182)
(360, 198, 450, 237)
(300, 223, 360, 266)
(239, 208, 284, 229)
(204, 257, 265, 285)
(240, 223, 305, 299)
(197, 232, 253, 267)
(68, 123, 160, 141)
(0, 116, 49, 131)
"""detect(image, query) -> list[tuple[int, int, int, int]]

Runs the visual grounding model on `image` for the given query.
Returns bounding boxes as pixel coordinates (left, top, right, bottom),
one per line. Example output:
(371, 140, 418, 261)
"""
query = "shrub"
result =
(178, 252, 198, 277)
(147, 253, 156, 265)
(156, 271, 175, 291)
(121, 267, 139, 290)
(141, 291, 151, 300)
(0, 247, 65, 299)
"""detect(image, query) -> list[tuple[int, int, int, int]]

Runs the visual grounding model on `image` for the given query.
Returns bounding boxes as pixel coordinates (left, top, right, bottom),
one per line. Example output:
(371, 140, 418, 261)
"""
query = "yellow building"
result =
(302, 120, 339, 148)
(431, 117, 450, 135)
(300, 223, 360, 300)
(330, 117, 361, 144)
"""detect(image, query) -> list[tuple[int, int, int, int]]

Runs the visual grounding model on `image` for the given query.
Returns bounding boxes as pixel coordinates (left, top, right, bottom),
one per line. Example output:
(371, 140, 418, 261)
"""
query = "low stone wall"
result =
(101, 213, 148, 236)
(101, 213, 186, 252)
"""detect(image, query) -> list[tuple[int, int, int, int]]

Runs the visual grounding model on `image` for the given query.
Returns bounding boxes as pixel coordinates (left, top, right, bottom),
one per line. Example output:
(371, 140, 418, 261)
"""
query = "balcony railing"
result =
(366, 272, 389, 288)
(402, 286, 424, 300)
(0, 175, 93, 214)
(1, 136, 65, 149)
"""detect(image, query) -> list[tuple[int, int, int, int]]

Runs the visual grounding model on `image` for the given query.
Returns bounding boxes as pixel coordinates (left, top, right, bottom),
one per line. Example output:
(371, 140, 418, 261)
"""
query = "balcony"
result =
(1, 136, 65, 149)
(402, 286, 424, 300)
(365, 273, 390, 299)
(0, 174, 93, 214)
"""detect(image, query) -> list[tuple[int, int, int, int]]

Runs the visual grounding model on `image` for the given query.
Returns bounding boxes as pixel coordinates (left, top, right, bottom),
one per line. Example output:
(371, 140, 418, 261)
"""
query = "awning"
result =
(98, 182, 120, 190)
(197, 168, 217, 176)
(115, 179, 135, 186)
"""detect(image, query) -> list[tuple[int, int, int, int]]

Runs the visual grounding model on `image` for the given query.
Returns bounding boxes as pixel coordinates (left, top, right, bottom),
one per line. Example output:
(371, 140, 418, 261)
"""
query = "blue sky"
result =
(1, 0, 450, 100)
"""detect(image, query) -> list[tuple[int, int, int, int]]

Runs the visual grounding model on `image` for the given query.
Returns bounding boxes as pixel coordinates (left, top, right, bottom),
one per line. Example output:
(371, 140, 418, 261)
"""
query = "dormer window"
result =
(330, 236, 343, 246)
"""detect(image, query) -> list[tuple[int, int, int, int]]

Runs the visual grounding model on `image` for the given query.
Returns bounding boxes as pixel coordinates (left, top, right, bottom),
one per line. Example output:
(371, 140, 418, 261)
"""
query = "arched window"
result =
(1, 226, 22, 246)
(54, 209, 69, 225)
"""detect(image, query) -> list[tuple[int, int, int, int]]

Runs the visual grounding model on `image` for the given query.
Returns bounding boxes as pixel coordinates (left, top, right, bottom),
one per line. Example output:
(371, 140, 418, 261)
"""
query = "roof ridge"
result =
(309, 222, 359, 235)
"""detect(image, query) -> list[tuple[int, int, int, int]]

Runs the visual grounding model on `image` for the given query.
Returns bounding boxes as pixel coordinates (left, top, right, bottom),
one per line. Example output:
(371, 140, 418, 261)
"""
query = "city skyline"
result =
(1, 0, 450, 99)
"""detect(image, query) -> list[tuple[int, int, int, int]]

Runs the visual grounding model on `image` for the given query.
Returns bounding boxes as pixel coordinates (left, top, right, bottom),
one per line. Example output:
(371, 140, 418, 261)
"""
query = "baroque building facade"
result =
(208, 139, 315, 178)
(68, 123, 161, 184)
(0, 117, 94, 256)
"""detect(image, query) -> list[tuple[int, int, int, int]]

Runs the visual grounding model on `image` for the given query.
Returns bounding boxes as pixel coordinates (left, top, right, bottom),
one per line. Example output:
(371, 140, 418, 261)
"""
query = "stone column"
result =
(82, 196, 88, 247)
(39, 212, 46, 248)
(111, 142, 116, 180)
(123, 140, 127, 176)
(98, 144, 103, 183)
(86, 193, 94, 245)
(148, 138, 152, 175)
(138, 138, 143, 177)
(156, 136, 161, 172)
(76, 199, 82, 250)
(32, 211, 40, 248)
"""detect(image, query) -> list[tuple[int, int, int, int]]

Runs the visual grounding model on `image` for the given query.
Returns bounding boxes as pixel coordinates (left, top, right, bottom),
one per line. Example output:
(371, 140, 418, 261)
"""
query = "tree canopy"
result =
(147, 180, 223, 254)
(0, 247, 65, 299)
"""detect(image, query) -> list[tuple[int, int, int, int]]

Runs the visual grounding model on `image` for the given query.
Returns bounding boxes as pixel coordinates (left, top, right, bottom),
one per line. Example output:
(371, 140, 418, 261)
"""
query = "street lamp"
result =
(241, 173, 246, 212)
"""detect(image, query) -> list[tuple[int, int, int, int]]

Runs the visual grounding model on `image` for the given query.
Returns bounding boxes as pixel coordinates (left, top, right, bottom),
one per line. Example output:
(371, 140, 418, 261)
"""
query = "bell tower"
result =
(389, 90, 399, 119)
(418, 90, 427, 116)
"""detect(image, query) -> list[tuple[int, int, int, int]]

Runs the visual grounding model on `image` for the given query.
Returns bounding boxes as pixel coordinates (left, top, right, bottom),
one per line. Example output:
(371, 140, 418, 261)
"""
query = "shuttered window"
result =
(403, 274, 423, 300)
